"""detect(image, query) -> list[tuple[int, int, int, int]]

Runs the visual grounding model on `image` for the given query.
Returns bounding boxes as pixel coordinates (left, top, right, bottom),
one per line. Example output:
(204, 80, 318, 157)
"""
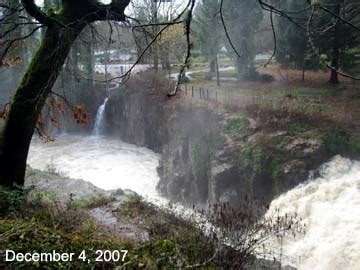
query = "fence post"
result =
(192, 86, 194, 97)
(200, 88, 202, 99)
(185, 84, 188, 95)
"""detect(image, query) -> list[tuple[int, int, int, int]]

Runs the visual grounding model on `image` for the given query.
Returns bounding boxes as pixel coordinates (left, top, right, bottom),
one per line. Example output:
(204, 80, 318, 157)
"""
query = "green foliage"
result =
(0, 186, 26, 217)
(117, 196, 216, 268)
(0, 190, 217, 269)
(275, 1, 314, 69)
(223, 0, 263, 79)
(67, 195, 115, 209)
(239, 143, 264, 177)
(270, 155, 286, 180)
(28, 191, 57, 206)
(321, 130, 360, 157)
(322, 131, 350, 154)
(191, 143, 210, 181)
(341, 47, 360, 74)
(287, 122, 306, 134)
(193, 0, 224, 71)
(0, 217, 133, 270)
(349, 140, 360, 157)
(224, 117, 251, 140)
(26, 166, 60, 181)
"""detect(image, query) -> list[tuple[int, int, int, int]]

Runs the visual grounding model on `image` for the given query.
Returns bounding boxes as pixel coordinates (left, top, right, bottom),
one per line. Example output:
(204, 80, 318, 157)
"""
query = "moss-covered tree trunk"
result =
(0, 0, 130, 187)
(0, 24, 83, 186)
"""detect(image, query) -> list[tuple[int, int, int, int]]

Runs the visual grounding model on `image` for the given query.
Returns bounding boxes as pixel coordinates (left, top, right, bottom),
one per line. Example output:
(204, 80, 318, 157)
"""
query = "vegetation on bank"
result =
(221, 99, 360, 197)
(0, 168, 303, 270)
(0, 185, 217, 269)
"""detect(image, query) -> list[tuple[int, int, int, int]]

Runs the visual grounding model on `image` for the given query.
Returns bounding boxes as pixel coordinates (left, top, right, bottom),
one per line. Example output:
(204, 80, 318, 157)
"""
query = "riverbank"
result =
(0, 167, 294, 269)
(0, 167, 213, 269)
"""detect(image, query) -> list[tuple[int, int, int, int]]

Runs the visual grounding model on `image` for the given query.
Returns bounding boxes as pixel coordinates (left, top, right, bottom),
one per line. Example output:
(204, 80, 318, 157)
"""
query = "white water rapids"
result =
(266, 155, 360, 270)
(28, 135, 161, 200)
(27, 132, 360, 270)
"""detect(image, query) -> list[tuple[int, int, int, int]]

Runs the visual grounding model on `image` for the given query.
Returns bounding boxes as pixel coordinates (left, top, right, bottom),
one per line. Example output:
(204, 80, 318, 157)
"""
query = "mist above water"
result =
(266, 156, 360, 270)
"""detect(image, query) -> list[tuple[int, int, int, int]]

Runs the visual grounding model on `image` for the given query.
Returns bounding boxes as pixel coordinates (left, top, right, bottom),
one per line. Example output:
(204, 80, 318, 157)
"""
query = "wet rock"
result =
(90, 207, 150, 243)
(105, 77, 333, 207)
(25, 169, 107, 204)
(25, 168, 150, 243)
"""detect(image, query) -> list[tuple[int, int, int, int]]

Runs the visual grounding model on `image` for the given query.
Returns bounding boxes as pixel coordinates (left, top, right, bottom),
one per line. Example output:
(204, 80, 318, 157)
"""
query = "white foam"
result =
(265, 155, 360, 270)
(28, 135, 161, 199)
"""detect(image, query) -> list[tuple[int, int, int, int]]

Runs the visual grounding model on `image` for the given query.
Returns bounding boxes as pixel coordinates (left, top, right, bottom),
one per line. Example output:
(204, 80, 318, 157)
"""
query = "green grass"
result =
(26, 166, 61, 181)
(67, 195, 116, 209)
(280, 87, 336, 96)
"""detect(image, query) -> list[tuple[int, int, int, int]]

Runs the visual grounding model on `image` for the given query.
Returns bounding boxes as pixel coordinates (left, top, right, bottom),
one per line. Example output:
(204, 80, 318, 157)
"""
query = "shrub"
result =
(198, 200, 305, 269)
(322, 131, 349, 154)
(225, 117, 251, 140)
(0, 186, 26, 217)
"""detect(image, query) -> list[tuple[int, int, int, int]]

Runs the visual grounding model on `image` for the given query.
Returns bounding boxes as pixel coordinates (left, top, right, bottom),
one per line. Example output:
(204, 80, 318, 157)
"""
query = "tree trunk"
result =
(0, 25, 83, 187)
(210, 58, 216, 73)
(329, 47, 340, 84)
(152, 2, 159, 71)
(236, 57, 243, 81)
(329, 1, 341, 84)
(302, 59, 305, 82)
(215, 54, 220, 86)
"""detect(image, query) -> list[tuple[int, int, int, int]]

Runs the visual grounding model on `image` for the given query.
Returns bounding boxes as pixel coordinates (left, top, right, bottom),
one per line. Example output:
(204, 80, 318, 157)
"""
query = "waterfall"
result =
(265, 155, 360, 270)
(92, 97, 109, 136)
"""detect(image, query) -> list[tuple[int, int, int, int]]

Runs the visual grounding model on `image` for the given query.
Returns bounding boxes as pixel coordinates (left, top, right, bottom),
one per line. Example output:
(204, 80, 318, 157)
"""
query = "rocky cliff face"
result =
(105, 80, 168, 153)
(105, 75, 334, 206)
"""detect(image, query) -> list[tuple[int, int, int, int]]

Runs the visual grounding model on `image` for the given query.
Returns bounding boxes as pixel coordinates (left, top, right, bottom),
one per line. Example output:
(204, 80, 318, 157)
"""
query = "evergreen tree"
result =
(193, 0, 223, 85)
(222, 0, 263, 81)
(313, 0, 359, 83)
(275, 0, 321, 80)
(275, 1, 308, 69)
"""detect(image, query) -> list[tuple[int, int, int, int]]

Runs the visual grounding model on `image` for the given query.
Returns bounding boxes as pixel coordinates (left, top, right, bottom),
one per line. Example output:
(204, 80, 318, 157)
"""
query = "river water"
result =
(28, 135, 161, 200)
(266, 155, 360, 270)
(28, 135, 360, 270)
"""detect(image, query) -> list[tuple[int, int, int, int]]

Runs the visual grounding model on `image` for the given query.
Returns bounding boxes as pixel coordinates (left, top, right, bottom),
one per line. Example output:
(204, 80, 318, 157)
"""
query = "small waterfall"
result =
(92, 97, 109, 136)
(265, 155, 360, 270)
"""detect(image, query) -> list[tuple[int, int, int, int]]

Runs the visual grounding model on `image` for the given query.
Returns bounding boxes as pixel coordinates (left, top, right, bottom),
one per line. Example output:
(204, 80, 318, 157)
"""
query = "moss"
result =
(191, 143, 210, 180)
(270, 155, 286, 180)
(0, 217, 134, 270)
(116, 196, 216, 268)
(238, 143, 265, 177)
(349, 140, 360, 157)
(67, 195, 115, 209)
(322, 130, 350, 155)
(26, 166, 62, 180)
(287, 122, 306, 134)
(268, 138, 287, 183)
(271, 135, 293, 147)
(224, 117, 251, 140)
(0, 190, 218, 269)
